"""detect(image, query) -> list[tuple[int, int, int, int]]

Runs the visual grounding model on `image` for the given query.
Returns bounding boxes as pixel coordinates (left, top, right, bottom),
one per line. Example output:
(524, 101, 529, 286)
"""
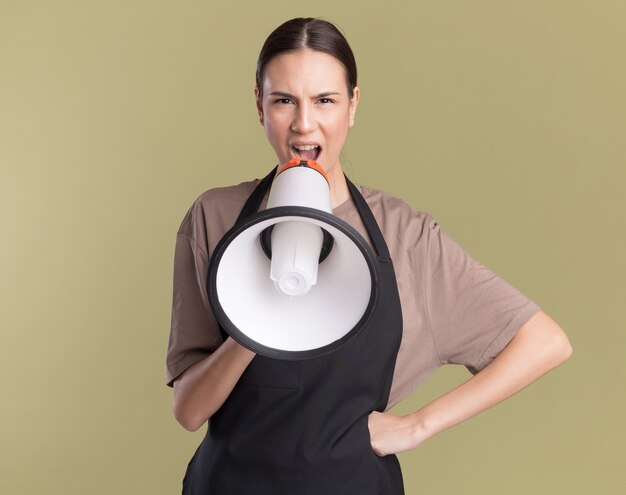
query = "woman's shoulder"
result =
(194, 179, 259, 209)
(359, 184, 437, 232)
(176, 179, 260, 240)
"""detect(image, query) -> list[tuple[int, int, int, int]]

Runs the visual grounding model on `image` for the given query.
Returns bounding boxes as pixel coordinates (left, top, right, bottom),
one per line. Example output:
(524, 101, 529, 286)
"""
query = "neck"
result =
(327, 162, 350, 209)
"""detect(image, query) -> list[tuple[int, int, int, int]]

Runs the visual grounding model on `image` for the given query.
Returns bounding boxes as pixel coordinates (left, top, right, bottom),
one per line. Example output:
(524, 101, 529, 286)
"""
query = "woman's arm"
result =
(368, 310, 573, 456)
(172, 337, 256, 432)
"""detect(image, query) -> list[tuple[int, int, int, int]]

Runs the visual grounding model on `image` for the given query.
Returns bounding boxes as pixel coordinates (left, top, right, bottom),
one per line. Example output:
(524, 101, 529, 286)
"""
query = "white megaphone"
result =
(207, 159, 379, 360)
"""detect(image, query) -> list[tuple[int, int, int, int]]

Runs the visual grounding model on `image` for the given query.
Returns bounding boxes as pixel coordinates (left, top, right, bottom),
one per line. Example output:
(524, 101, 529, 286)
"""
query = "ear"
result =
(348, 86, 361, 128)
(254, 86, 264, 125)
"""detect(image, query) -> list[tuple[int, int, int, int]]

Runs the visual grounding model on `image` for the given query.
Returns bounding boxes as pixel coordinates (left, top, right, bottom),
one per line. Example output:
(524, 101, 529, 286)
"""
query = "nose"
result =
(291, 102, 317, 134)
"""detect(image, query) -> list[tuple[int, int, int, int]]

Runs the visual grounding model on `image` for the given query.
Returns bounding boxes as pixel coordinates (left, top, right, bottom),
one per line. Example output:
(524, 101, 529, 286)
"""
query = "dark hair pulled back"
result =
(256, 18, 357, 99)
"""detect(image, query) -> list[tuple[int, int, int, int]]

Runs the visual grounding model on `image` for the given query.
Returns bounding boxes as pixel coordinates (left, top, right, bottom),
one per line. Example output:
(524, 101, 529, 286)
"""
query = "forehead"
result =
(262, 49, 348, 95)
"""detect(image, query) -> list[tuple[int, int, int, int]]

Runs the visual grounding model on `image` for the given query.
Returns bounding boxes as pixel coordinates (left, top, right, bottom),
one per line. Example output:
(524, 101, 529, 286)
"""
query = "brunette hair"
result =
(255, 18, 357, 98)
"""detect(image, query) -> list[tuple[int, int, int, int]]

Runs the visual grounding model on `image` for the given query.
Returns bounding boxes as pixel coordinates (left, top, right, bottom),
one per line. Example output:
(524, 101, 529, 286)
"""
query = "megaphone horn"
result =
(207, 159, 379, 360)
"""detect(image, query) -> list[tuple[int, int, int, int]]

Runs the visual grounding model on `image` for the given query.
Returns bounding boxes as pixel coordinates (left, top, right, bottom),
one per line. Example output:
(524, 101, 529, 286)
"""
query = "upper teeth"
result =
(294, 144, 319, 150)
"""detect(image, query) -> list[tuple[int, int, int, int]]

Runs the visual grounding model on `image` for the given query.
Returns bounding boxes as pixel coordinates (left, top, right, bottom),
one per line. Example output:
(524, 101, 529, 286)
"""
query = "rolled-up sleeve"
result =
(424, 215, 541, 374)
(165, 203, 224, 387)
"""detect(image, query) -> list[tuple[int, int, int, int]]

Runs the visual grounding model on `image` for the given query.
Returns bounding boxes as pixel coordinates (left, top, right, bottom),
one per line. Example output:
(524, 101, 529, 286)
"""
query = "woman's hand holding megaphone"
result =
(172, 337, 256, 432)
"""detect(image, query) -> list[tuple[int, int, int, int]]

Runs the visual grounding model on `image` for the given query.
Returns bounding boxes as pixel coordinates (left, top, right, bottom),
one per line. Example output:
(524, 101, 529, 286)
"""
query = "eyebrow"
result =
(269, 91, 341, 99)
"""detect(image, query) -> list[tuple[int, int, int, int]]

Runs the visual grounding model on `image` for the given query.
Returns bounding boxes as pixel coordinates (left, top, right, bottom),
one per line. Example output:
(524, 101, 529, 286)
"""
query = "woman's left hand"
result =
(367, 411, 417, 457)
(366, 311, 572, 458)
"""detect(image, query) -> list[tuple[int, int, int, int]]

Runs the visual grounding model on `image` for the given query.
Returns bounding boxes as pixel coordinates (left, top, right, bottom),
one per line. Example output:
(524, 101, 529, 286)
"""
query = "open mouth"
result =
(291, 145, 321, 162)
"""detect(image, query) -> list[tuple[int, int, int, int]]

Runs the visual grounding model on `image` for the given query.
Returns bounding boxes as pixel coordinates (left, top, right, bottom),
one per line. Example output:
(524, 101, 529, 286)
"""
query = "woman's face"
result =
(255, 49, 360, 175)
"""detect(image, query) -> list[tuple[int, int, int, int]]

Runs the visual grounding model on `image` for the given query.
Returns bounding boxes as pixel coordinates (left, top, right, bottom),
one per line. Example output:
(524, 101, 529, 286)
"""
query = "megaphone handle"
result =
(235, 166, 278, 224)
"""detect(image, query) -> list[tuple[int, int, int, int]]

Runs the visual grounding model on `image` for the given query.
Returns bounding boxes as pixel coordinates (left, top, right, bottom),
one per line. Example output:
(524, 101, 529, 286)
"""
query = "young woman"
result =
(166, 17, 572, 494)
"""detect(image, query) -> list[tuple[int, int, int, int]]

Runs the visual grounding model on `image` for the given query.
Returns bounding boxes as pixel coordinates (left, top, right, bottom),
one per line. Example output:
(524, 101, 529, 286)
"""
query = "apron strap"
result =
(235, 166, 278, 224)
(345, 176, 392, 262)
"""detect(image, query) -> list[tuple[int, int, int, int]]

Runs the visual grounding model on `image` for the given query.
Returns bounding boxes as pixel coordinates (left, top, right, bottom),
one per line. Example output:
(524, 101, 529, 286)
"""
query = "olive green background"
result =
(1, 1, 624, 493)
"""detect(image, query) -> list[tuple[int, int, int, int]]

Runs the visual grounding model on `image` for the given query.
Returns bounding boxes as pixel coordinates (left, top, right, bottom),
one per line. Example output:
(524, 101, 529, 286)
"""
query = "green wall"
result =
(1, 1, 624, 493)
